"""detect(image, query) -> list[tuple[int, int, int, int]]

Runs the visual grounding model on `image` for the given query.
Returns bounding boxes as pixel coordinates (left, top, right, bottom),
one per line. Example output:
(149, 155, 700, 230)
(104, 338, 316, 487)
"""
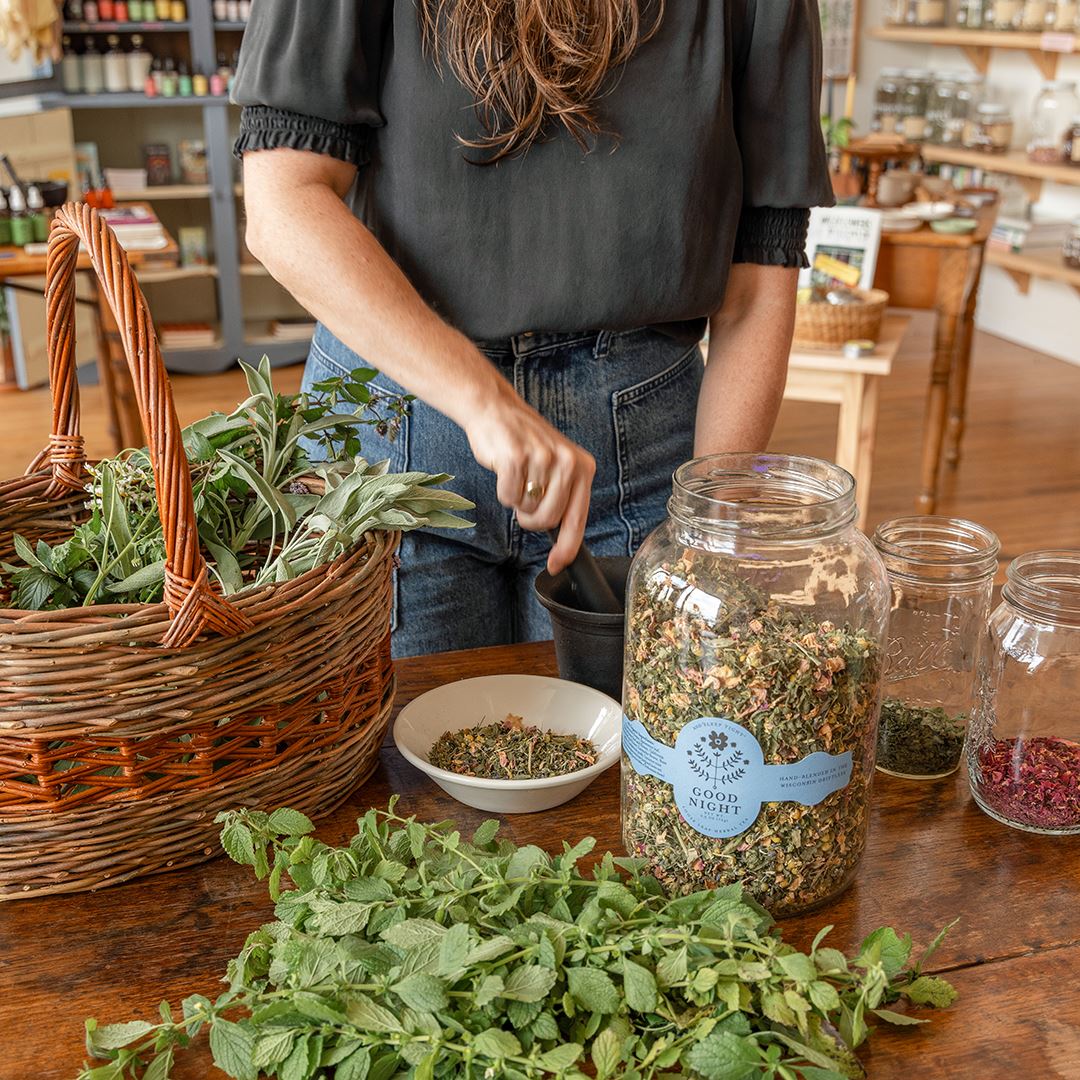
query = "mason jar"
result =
(1028, 80, 1080, 164)
(955, 0, 986, 26)
(969, 551, 1080, 834)
(873, 517, 1000, 780)
(927, 75, 962, 144)
(621, 454, 890, 917)
(874, 68, 907, 134)
(985, 0, 1023, 26)
(901, 69, 933, 142)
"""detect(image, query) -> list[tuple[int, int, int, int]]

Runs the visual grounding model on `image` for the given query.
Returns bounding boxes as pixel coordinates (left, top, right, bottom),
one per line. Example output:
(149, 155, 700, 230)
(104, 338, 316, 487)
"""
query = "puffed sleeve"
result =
(729, 0, 835, 267)
(231, 0, 392, 166)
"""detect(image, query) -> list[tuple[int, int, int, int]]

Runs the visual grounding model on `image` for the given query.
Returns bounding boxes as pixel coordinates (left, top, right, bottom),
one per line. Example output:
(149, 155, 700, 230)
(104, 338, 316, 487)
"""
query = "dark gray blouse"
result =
(232, 0, 834, 342)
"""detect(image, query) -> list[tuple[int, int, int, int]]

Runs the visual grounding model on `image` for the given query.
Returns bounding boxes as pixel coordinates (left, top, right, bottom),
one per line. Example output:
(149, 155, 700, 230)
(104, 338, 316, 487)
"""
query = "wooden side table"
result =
(783, 314, 909, 529)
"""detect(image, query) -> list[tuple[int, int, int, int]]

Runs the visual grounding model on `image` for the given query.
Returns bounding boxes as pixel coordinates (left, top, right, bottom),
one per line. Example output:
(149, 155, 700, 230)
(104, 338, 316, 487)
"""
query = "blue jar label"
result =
(623, 716, 853, 838)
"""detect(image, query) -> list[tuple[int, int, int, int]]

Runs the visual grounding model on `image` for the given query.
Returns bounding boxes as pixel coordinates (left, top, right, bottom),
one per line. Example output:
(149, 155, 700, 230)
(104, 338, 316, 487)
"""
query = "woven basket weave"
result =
(792, 288, 889, 350)
(0, 204, 398, 900)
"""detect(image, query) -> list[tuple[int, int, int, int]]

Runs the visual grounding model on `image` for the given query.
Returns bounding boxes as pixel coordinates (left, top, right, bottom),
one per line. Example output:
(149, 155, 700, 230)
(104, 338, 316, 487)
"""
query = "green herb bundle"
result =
(2, 359, 472, 611)
(80, 800, 956, 1080)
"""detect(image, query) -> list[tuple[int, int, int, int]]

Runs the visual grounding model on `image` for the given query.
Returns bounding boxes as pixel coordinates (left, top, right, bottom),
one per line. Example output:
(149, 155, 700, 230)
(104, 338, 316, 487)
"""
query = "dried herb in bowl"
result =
(429, 714, 598, 779)
(876, 699, 967, 779)
(623, 556, 882, 917)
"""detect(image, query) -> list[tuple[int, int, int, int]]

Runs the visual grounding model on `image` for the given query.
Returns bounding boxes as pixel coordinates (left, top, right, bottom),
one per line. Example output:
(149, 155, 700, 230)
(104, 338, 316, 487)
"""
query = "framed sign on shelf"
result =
(820, 0, 860, 80)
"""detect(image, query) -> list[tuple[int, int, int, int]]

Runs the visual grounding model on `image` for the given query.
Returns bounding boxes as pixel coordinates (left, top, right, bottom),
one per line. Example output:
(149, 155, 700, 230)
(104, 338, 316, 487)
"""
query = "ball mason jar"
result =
(969, 551, 1080, 834)
(873, 517, 1000, 780)
(621, 454, 890, 917)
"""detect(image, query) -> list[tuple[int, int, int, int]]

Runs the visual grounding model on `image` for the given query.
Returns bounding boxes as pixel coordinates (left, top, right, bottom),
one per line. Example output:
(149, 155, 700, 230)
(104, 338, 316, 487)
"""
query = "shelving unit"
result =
(48, 7, 297, 374)
(921, 145, 1080, 200)
(868, 25, 1078, 77)
(987, 247, 1080, 295)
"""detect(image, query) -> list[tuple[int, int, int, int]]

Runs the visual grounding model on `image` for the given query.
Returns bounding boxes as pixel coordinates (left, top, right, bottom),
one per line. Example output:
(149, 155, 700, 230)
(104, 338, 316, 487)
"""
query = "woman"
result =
(233, 0, 833, 657)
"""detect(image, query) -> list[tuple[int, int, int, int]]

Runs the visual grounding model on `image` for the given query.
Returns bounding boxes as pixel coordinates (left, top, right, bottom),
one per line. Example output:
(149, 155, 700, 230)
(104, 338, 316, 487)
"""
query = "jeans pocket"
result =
(611, 343, 702, 551)
(304, 334, 410, 630)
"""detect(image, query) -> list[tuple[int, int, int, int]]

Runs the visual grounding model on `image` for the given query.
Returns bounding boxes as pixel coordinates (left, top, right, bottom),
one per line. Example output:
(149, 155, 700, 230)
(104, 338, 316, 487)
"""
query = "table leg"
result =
(945, 248, 985, 468)
(917, 250, 971, 515)
(834, 372, 877, 530)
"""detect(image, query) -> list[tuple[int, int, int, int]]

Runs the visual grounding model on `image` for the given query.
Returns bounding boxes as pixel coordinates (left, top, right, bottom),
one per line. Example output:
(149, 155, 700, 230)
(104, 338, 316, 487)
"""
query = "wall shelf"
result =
(113, 184, 212, 200)
(868, 25, 1078, 77)
(988, 247, 1080, 296)
(213, 21, 247, 30)
(63, 20, 191, 32)
(50, 92, 228, 109)
(137, 265, 218, 284)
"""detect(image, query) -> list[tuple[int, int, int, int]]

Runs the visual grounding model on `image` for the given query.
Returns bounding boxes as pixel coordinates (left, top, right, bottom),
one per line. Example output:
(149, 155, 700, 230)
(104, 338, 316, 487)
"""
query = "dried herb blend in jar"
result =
(873, 516, 999, 780)
(622, 455, 889, 917)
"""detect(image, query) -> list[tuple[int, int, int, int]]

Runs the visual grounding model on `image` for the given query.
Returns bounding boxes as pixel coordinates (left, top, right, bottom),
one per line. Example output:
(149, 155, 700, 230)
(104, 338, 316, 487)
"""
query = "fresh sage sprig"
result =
(79, 800, 956, 1080)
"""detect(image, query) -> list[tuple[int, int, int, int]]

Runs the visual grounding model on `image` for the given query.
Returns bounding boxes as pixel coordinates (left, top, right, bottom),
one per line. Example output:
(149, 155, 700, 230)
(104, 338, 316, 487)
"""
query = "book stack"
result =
(103, 168, 148, 196)
(98, 206, 169, 254)
(269, 318, 317, 343)
(158, 322, 218, 351)
(990, 214, 1072, 254)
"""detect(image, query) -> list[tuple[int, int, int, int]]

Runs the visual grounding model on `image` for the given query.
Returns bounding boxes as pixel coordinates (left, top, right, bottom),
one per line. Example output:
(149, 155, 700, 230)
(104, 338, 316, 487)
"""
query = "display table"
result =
(2, 641, 1076, 1078)
(874, 202, 997, 514)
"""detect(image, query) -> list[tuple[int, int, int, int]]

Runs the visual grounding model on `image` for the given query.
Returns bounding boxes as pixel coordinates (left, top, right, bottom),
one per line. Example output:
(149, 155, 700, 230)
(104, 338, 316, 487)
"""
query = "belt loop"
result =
(594, 331, 611, 360)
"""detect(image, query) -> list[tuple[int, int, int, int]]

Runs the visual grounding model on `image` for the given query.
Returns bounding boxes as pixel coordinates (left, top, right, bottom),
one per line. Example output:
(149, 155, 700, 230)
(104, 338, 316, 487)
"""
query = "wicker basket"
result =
(0, 204, 398, 900)
(792, 288, 889, 350)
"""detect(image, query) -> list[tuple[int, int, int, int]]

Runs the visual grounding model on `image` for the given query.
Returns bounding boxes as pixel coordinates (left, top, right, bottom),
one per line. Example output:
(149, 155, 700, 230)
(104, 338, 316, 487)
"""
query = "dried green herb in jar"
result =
(429, 714, 597, 779)
(875, 698, 966, 778)
(622, 554, 881, 916)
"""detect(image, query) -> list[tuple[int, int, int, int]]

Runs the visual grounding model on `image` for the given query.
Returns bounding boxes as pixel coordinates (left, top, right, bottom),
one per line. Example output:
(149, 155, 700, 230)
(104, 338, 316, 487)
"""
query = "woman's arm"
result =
(694, 263, 798, 456)
(243, 148, 595, 573)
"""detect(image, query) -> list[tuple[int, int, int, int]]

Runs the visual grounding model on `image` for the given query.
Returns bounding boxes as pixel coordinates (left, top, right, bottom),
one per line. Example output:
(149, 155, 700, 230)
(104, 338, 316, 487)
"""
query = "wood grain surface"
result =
(2, 641, 1078, 1079)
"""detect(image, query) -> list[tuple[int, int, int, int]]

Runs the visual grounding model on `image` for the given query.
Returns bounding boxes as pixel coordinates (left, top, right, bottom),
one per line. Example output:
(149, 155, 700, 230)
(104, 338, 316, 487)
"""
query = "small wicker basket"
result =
(792, 288, 889, 350)
(0, 204, 397, 900)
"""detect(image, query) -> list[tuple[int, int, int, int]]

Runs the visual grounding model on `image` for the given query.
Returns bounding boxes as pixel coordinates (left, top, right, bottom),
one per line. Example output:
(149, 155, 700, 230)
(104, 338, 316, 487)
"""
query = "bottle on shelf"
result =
(192, 66, 208, 97)
(213, 0, 226, 19)
(150, 53, 164, 94)
(8, 187, 33, 248)
(26, 185, 49, 244)
(177, 59, 192, 96)
(127, 0, 143, 19)
(115, 0, 128, 20)
(226, 0, 240, 22)
(82, 37, 105, 94)
(209, 68, 225, 95)
(67, 0, 85, 19)
(103, 34, 128, 93)
(98, 173, 115, 210)
(171, 0, 185, 20)
(98, 0, 115, 19)
(161, 55, 178, 97)
(238, 0, 250, 19)
(0, 189, 12, 246)
(83, 0, 99, 22)
(126, 33, 151, 92)
(228, 49, 239, 93)
(61, 36, 83, 94)
(155, 0, 170, 19)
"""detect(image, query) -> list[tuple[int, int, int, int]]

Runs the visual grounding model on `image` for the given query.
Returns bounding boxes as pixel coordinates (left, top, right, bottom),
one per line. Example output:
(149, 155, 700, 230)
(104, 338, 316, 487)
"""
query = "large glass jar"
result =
(1049, 0, 1079, 29)
(1019, 0, 1051, 27)
(955, 0, 985, 26)
(956, 72, 987, 146)
(873, 68, 907, 134)
(873, 517, 1000, 780)
(885, 0, 914, 23)
(1029, 80, 1080, 163)
(621, 454, 890, 917)
(901, 69, 933, 142)
(985, 0, 1023, 27)
(913, 0, 948, 22)
(927, 75, 962, 144)
(969, 102, 1014, 152)
(969, 551, 1080, 834)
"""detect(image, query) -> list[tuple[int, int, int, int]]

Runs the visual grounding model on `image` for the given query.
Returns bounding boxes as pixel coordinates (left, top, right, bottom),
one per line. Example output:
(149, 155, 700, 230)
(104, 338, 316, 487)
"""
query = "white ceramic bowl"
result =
(900, 200, 956, 221)
(393, 674, 622, 813)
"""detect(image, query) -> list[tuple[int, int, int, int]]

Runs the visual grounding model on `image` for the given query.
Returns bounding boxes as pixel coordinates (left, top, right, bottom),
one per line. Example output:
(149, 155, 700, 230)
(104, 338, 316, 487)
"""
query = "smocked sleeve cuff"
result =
(731, 206, 811, 268)
(234, 106, 370, 167)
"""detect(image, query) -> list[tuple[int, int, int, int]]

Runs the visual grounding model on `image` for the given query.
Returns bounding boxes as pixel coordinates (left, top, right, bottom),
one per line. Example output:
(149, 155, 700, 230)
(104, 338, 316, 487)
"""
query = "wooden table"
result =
(784, 314, 910, 529)
(874, 203, 996, 514)
(0, 205, 176, 453)
(2, 641, 1078, 1079)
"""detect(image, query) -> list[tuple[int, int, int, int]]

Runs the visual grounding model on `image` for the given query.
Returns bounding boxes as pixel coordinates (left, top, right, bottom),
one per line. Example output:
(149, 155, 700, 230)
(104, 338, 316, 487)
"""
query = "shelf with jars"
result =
(869, 26, 1078, 79)
(921, 145, 1080, 196)
(987, 241, 1080, 294)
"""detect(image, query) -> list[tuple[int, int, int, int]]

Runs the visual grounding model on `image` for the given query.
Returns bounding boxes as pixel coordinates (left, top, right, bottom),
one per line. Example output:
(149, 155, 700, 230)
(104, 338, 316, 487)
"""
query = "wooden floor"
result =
(2, 314, 1078, 563)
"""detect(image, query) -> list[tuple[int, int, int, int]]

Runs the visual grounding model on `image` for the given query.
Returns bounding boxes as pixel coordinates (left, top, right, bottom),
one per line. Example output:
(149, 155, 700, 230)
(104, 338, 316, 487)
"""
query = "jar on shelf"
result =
(914, 0, 948, 23)
(885, 0, 914, 22)
(901, 69, 933, 142)
(1019, 0, 1050, 27)
(969, 102, 1014, 151)
(927, 74, 963, 144)
(985, 0, 1023, 27)
(956, 72, 987, 146)
(1028, 80, 1080, 163)
(969, 551, 1080, 834)
(955, 0, 986, 26)
(1066, 117, 1080, 165)
(81, 37, 104, 95)
(103, 34, 128, 93)
(60, 36, 82, 94)
(873, 68, 907, 134)
(1048, 0, 1079, 28)
(872, 517, 1000, 780)
(1064, 216, 1080, 267)
(621, 454, 890, 917)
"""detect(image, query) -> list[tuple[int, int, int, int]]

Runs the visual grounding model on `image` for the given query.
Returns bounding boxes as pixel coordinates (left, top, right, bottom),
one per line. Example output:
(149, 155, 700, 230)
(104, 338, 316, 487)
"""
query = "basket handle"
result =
(40, 202, 253, 647)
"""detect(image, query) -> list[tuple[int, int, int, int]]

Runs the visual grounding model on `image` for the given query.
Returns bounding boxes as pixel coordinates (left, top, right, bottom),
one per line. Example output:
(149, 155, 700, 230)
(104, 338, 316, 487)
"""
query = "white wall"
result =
(849, 0, 1080, 365)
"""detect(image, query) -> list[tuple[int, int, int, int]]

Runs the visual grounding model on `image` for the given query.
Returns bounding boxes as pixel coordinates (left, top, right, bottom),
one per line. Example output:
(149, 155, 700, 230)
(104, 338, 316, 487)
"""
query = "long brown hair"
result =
(419, 0, 664, 163)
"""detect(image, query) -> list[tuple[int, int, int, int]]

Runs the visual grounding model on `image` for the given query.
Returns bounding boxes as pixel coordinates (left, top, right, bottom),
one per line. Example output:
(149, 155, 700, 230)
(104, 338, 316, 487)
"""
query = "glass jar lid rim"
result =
(903, 68, 932, 78)
(872, 516, 1000, 570)
(1003, 549, 1080, 622)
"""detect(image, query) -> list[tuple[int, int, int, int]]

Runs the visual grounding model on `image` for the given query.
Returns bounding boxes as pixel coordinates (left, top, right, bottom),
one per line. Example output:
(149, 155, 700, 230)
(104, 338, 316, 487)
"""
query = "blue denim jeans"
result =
(304, 323, 703, 657)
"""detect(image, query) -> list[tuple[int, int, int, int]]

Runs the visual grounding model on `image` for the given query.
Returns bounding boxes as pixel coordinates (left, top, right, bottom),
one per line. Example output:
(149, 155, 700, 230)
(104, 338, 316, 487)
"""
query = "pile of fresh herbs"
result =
(79, 799, 956, 1080)
(2, 359, 472, 611)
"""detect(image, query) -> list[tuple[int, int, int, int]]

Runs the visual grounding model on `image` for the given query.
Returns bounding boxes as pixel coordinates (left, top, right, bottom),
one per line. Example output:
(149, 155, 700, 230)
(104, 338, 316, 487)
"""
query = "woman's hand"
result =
(464, 383, 595, 575)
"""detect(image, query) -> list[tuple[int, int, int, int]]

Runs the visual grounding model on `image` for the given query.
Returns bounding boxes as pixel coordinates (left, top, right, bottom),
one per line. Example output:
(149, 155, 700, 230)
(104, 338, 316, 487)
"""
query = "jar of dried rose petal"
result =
(968, 550, 1080, 834)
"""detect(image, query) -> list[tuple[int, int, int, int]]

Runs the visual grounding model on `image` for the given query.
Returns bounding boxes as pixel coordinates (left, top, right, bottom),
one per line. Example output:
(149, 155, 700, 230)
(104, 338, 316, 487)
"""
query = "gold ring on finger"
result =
(524, 479, 546, 502)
